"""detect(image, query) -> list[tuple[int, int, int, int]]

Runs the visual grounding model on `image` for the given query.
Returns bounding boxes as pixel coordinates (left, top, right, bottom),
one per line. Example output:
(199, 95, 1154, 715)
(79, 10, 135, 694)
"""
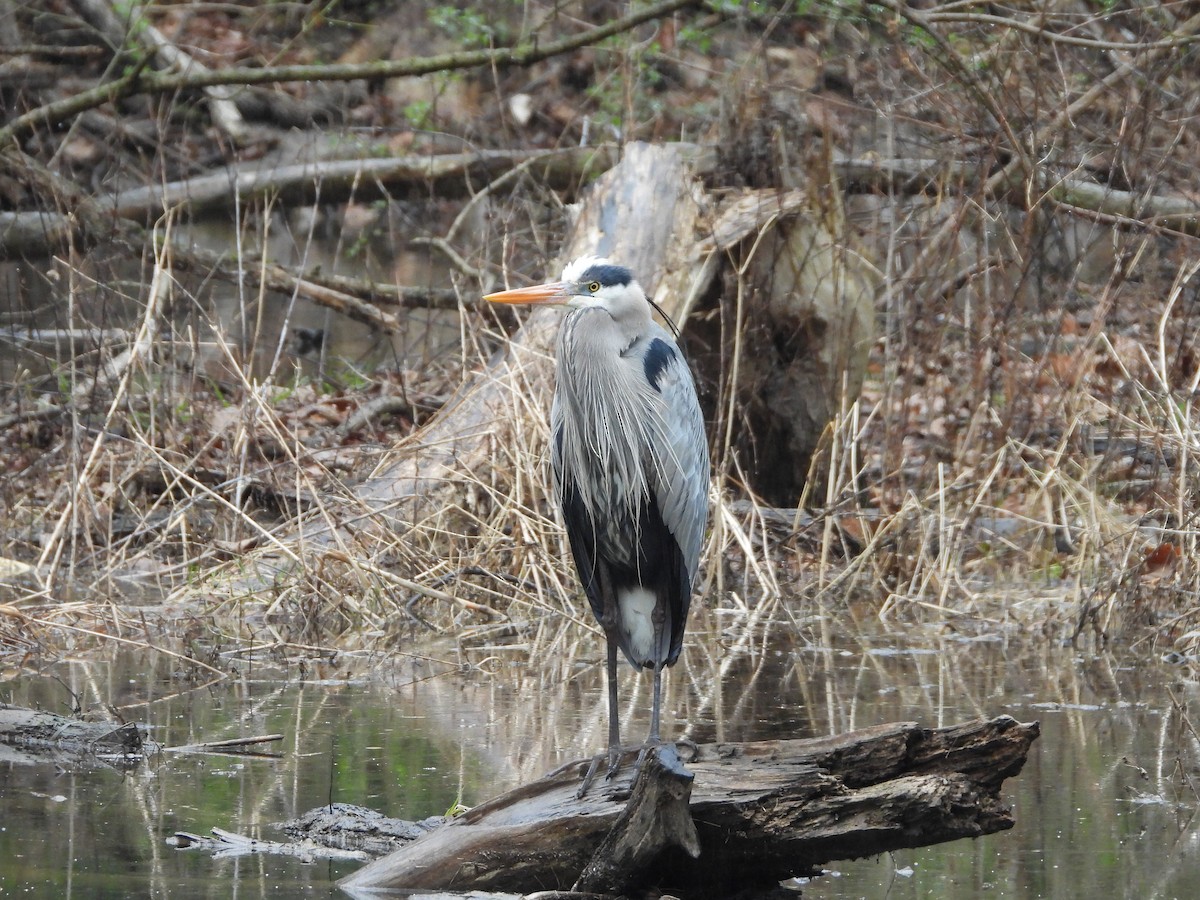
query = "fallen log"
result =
(107, 146, 619, 220)
(0, 703, 157, 769)
(339, 715, 1039, 897)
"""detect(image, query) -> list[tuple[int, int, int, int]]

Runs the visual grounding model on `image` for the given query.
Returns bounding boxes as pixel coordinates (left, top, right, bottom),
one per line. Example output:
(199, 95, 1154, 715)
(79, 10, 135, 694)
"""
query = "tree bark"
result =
(338, 715, 1039, 896)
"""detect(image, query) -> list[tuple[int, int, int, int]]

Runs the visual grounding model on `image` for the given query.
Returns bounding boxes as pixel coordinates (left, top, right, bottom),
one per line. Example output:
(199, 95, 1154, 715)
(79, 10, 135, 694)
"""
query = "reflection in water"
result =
(0, 619, 1197, 899)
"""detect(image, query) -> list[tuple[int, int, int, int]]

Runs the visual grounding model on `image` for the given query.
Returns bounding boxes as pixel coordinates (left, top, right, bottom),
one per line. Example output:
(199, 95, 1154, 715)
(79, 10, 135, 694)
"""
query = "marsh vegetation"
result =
(2, 0, 1200, 894)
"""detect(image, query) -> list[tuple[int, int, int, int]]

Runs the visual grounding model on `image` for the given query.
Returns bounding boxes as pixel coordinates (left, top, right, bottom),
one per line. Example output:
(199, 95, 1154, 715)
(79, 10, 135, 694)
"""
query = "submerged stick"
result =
(165, 734, 284, 754)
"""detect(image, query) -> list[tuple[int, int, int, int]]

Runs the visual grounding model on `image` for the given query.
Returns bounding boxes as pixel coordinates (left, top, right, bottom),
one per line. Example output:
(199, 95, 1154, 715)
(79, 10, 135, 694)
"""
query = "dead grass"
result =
(3, 0, 1200, 676)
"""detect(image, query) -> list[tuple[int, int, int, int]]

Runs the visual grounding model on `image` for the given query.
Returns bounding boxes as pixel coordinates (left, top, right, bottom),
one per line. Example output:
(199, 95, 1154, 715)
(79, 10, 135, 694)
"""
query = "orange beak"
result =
(483, 282, 569, 305)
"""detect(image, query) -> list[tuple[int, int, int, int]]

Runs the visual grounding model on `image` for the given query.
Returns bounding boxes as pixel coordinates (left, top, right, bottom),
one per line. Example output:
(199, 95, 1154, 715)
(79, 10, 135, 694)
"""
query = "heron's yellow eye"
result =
(588, 281, 600, 293)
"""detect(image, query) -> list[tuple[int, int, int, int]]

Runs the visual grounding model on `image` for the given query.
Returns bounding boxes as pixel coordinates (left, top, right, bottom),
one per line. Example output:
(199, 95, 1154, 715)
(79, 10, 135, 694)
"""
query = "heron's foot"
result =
(606, 744, 623, 780)
(575, 752, 605, 800)
(574, 745, 634, 799)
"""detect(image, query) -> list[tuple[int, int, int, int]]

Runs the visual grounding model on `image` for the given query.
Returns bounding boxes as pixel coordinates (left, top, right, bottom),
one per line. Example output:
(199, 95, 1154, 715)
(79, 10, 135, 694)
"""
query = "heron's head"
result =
(484, 256, 649, 325)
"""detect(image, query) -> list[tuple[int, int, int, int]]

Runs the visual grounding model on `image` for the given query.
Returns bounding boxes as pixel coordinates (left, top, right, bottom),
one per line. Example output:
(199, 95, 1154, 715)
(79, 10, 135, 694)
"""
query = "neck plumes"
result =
(555, 307, 659, 527)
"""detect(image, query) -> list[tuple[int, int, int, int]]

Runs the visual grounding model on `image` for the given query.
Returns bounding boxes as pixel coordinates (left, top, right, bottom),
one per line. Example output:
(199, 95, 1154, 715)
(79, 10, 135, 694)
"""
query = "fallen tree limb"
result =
(107, 146, 619, 220)
(0, 146, 617, 259)
(337, 715, 1040, 895)
(276, 270, 461, 312)
(164, 733, 284, 756)
(833, 154, 1200, 238)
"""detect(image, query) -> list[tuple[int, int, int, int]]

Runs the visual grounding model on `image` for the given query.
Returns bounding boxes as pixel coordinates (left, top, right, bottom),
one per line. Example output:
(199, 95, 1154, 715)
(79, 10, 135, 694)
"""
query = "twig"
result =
(922, 10, 1200, 52)
(339, 395, 417, 437)
(165, 734, 284, 753)
(291, 271, 461, 311)
(410, 235, 488, 280)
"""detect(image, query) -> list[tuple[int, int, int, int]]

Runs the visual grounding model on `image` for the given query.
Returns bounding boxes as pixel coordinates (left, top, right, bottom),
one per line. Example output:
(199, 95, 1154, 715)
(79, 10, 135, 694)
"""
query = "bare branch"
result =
(922, 9, 1200, 52)
(0, 0, 701, 150)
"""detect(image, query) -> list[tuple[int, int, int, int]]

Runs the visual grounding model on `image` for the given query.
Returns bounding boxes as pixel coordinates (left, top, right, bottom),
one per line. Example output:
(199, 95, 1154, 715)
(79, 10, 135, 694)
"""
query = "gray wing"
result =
(636, 324, 709, 583)
(550, 390, 564, 493)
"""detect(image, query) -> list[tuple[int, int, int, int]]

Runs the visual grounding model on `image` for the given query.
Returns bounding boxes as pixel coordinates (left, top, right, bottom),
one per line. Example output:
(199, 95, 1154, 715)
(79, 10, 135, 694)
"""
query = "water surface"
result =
(1, 623, 1195, 899)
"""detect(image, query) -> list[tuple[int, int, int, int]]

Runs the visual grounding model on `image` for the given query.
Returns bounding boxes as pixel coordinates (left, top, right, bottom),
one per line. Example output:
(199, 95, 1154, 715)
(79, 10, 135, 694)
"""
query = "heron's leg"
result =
(648, 597, 667, 745)
(626, 663, 666, 784)
(632, 612, 668, 782)
(605, 636, 622, 777)
(576, 638, 624, 799)
(649, 663, 663, 744)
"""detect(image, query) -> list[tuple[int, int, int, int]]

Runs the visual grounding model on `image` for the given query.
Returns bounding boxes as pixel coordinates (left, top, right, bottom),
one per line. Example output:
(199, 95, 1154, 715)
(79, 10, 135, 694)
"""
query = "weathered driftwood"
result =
(339, 715, 1039, 897)
(0, 703, 156, 768)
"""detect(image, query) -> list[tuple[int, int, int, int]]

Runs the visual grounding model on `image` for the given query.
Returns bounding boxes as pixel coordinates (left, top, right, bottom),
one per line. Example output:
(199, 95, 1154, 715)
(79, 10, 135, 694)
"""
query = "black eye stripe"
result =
(579, 264, 632, 287)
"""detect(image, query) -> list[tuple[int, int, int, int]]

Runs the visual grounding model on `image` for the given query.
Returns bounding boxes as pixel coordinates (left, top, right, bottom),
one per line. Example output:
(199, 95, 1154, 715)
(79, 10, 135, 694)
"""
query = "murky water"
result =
(1, 621, 1197, 899)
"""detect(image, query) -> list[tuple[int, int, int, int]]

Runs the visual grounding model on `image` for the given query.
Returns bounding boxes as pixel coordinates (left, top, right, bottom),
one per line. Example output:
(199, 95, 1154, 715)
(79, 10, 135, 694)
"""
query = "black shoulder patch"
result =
(579, 263, 633, 287)
(642, 337, 677, 392)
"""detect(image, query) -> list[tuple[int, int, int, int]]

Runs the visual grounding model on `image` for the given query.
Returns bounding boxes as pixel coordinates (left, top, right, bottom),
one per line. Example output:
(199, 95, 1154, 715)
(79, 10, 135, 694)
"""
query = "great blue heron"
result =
(485, 255, 709, 782)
